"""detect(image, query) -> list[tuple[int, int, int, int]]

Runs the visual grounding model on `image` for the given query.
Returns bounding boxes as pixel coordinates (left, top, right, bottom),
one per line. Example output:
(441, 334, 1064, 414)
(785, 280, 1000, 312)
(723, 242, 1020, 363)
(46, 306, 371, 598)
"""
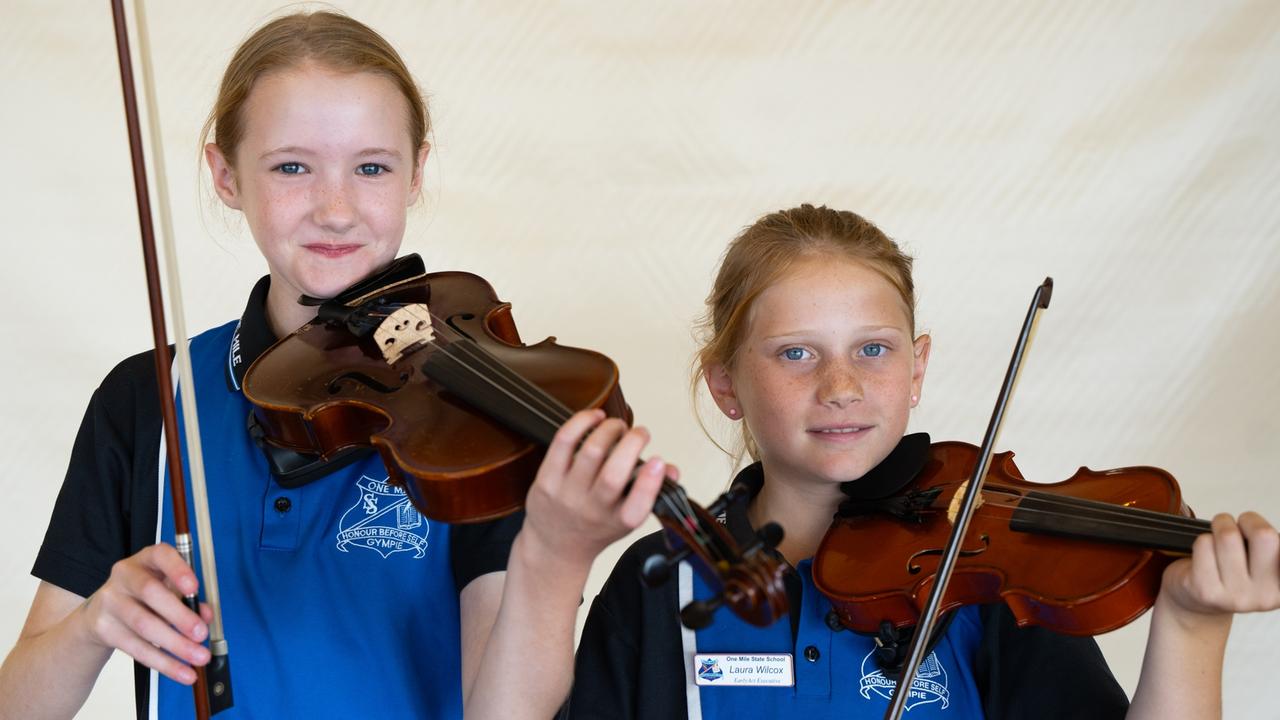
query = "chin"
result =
(293, 258, 383, 299)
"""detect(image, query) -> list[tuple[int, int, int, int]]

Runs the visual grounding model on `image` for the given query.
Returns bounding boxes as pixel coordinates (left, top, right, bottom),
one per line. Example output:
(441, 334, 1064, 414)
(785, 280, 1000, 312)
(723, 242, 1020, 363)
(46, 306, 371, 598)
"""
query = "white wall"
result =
(2, 1, 1277, 716)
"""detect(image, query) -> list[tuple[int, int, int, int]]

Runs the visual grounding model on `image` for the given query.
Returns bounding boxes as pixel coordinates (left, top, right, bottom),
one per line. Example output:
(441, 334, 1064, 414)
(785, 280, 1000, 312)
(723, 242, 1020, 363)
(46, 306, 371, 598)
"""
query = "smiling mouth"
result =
(304, 244, 362, 258)
(809, 425, 872, 435)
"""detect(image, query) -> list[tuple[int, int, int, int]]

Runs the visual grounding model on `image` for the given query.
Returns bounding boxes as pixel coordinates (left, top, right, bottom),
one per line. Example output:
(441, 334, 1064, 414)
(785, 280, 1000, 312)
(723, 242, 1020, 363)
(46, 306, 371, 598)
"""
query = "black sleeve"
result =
(975, 604, 1129, 719)
(563, 532, 687, 720)
(32, 351, 161, 598)
(450, 510, 525, 591)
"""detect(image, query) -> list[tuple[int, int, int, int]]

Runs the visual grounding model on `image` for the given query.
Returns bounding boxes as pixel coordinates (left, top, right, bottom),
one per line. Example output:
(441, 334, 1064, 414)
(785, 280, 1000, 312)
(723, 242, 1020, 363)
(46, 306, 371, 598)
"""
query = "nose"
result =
(312, 177, 357, 234)
(818, 360, 863, 409)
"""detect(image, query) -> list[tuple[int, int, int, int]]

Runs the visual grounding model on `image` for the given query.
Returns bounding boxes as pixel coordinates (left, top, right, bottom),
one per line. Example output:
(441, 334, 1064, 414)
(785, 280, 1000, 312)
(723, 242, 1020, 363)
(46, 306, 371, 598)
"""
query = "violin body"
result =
(814, 441, 1194, 636)
(244, 271, 629, 523)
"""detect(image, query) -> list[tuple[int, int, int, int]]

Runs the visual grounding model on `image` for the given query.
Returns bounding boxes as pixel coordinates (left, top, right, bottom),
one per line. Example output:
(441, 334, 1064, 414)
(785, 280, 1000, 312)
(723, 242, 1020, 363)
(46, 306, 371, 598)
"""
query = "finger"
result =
(140, 544, 201, 598)
(131, 564, 208, 643)
(542, 409, 606, 492)
(1238, 512, 1280, 601)
(121, 595, 211, 667)
(589, 425, 652, 506)
(618, 456, 666, 529)
(1186, 529, 1223, 603)
(665, 462, 680, 483)
(1209, 512, 1249, 591)
(199, 603, 215, 625)
(566, 417, 629, 492)
(113, 623, 201, 685)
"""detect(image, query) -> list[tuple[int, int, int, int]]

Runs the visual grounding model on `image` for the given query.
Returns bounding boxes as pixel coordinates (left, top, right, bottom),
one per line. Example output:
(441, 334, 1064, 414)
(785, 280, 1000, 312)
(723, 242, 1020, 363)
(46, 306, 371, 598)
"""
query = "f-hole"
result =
(908, 534, 989, 575)
(446, 313, 477, 340)
(327, 371, 411, 395)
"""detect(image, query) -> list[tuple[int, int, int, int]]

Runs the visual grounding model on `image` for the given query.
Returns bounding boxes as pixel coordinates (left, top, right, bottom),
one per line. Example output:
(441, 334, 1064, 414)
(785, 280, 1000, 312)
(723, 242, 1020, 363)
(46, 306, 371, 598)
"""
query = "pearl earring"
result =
(911, 395, 919, 404)
(728, 408, 739, 417)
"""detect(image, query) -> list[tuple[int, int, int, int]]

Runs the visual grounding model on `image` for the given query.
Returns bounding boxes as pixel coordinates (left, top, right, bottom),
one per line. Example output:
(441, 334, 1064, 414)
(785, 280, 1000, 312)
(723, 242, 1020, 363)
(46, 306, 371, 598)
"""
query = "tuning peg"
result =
(641, 546, 691, 588)
(742, 521, 784, 557)
(680, 594, 724, 630)
(706, 485, 748, 518)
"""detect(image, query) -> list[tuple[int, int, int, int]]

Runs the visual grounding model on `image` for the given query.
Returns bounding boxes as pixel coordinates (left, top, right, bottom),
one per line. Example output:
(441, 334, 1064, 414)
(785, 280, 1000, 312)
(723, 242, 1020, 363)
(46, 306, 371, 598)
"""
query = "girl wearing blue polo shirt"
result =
(567, 204, 1280, 719)
(0, 11, 663, 719)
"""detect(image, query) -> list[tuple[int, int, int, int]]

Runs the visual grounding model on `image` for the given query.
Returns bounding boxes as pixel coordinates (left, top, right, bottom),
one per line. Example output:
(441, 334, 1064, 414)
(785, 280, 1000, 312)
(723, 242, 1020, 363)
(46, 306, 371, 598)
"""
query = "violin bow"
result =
(881, 278, 1053, 720)
(109, 0, 232, 715)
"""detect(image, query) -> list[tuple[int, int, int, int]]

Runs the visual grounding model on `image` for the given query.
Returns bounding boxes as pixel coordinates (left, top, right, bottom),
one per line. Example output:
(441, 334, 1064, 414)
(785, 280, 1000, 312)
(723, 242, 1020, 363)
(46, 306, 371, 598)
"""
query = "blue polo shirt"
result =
(687, 559, 984, 718)
(34, 274, 523, 719)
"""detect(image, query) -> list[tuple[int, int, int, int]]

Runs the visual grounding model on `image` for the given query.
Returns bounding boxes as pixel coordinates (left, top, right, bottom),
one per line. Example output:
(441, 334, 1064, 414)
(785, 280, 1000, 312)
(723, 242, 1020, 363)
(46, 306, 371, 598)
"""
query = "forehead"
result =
(748, 256, 912, 335)
(238, 65, 412, 153)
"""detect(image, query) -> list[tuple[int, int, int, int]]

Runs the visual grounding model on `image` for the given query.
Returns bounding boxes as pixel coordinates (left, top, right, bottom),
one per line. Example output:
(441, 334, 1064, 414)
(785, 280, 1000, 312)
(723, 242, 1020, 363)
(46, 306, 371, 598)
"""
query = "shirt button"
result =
(274, 496, 292, 513)
(825, 610, 845, 632)
(804, 645, 820, 662)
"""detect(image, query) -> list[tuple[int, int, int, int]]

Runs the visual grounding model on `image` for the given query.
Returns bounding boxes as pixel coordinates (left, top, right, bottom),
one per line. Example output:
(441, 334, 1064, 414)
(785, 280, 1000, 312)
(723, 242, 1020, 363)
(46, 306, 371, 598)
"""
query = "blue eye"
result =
(781, 347, 811, 361)
(862, 343, 885, 358)
(276, 162, 305, 175)
(357, 163, 387, 176)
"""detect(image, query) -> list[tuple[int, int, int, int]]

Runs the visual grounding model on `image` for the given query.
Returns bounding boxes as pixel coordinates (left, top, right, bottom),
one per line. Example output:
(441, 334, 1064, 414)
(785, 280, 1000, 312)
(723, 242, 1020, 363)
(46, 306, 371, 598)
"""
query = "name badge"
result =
(694, 653, 794, 687)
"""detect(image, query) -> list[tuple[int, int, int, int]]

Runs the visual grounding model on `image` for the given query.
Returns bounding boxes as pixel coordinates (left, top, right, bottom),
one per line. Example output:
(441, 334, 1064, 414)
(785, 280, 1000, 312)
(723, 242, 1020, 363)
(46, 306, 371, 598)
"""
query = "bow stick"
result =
(109, 0, 233, 715)
(882, 278, 1052, 720)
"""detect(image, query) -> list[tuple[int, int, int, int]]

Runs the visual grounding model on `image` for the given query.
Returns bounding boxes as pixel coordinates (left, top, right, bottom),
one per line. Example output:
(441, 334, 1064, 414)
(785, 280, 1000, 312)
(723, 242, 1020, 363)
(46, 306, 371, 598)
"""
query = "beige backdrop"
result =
(2, 1, 1278, 717)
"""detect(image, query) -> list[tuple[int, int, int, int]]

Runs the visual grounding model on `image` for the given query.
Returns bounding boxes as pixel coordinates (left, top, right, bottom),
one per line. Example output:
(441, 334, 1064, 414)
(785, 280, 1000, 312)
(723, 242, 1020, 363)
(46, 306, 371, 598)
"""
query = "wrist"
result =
(509, 528, 594, 588)
(1152, 591, 1234, 639)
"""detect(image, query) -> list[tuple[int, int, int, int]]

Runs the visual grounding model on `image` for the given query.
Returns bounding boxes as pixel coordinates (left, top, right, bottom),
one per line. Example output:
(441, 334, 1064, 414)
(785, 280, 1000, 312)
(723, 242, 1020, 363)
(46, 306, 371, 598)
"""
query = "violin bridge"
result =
(374, 303, 436, 365)
(947, 479, 983, 525)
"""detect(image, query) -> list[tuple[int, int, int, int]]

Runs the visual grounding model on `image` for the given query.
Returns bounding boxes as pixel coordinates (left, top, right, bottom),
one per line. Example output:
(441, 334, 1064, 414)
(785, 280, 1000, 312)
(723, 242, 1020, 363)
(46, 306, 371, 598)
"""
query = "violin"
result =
(809, 278, 1212, 720)
(243, 257, 791, 628)
(813, 436, 1206, 636)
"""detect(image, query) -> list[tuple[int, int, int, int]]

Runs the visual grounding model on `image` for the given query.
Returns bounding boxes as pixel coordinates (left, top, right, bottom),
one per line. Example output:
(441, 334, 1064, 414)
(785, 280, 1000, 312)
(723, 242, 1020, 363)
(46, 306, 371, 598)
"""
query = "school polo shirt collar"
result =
(225, 275, 277, 392)
(721, 434, 933, 639)
(721, 432, 933, 544)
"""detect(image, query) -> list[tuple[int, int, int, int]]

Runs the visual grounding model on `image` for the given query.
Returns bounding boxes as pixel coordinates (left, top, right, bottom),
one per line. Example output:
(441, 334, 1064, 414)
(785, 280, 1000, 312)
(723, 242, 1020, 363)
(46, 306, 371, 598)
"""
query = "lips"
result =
(807, 424, 873, 436)
(304, 243, 363, 258)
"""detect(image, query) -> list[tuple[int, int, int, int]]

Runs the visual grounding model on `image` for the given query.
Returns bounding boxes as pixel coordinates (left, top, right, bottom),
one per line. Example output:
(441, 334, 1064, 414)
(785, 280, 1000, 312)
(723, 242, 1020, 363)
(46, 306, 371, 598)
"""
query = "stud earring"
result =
(727, 408, 739, 418)
(911, 395, 919, 405)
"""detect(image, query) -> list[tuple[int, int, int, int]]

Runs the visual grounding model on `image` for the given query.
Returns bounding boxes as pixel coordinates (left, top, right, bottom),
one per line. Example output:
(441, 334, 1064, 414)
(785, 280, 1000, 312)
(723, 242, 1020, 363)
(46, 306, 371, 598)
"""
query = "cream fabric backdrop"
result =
(2, 1, 1278, 717)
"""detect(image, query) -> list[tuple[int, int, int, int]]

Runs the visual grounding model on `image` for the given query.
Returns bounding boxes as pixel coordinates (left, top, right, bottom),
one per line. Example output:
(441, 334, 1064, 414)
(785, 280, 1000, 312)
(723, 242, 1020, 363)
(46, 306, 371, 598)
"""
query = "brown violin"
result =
(813, 437, 1205, 636)
(243, 257, 790, 627)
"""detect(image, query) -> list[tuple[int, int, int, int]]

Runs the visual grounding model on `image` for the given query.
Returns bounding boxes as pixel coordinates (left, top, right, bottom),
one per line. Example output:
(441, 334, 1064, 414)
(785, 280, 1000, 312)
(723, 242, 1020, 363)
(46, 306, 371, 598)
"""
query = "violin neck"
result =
(1009, 490, 1210, 555)
(422, 338, 690, 517)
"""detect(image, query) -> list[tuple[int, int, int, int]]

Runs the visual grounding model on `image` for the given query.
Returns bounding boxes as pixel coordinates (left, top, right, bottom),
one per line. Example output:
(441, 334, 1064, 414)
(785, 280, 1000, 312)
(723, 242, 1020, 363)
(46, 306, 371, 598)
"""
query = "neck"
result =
(746, 465, 846, 565)
(265, 281, 319, 339)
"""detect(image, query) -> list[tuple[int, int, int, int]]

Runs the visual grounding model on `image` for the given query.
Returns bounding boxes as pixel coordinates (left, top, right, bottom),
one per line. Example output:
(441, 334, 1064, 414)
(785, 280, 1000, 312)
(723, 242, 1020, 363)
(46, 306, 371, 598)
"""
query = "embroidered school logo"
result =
(335, 475, 429, 558)
(858, 649, 950, 711)
(697, 658, 724, 682)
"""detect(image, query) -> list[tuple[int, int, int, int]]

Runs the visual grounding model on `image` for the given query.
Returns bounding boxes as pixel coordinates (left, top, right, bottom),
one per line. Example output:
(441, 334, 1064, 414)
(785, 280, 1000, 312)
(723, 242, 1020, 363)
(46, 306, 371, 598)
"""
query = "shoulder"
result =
(596, 531, 672, 613)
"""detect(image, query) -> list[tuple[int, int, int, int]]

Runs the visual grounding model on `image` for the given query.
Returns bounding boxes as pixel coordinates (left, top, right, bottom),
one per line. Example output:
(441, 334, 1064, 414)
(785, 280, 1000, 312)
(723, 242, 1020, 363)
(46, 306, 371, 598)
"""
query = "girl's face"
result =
(707, 256, 930, 490)
(206, 64, 427, 328)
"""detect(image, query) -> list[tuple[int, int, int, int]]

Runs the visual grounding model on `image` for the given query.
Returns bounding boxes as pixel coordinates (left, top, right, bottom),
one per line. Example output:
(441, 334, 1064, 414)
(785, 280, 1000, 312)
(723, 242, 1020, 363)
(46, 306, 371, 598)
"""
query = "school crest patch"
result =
(858, 649, 950, 711)
(697, 658, 724, 682)
(336, 475, 429, 558)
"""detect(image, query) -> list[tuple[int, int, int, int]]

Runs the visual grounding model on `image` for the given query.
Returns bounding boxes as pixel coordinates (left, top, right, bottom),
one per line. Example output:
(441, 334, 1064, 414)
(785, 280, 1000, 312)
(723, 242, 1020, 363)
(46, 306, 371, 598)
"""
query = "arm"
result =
(0, 547, 212, 720)
(1126, 512, 1280, 720)
(459, 410, 667, 719)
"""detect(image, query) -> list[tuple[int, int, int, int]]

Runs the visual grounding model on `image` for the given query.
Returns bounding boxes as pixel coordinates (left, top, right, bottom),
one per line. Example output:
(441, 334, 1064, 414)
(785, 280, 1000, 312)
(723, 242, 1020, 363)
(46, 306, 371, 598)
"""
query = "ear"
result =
(205, 143, 241, 210)
(408, 142, 430, 203)
(703, 362, 741, 419)
(910, 333, 931, 408)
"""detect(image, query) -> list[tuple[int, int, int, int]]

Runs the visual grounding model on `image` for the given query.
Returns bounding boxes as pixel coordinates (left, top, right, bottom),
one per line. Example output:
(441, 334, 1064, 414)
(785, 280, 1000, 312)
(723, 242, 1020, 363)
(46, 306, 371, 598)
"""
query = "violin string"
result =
(981, 485, 1212, 534)
(436, 335, 725, 561)
(404, 309, 723, 560)
(967, 493, 1211, 546)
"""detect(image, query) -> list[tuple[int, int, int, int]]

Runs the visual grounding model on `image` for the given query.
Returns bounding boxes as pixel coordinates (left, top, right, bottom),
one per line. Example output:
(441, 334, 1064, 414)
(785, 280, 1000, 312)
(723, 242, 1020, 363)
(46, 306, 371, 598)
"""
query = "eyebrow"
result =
(762, 326, 906, 341)
(259, 146, 403, 160)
